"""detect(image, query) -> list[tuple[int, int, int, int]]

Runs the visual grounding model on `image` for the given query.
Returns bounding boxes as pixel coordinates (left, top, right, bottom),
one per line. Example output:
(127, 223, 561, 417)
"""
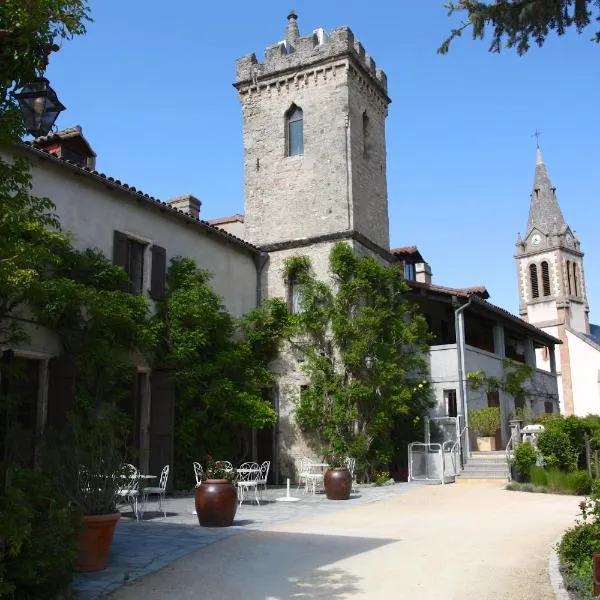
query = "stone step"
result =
(462, 463, 507, 472)
(470, 451, 506, 457)
(459, 470, 508, 479)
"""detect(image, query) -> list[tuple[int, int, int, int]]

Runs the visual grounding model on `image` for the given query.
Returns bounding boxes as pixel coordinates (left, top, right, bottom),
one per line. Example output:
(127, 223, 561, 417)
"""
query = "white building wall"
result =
(22, 153, 258, 318)
(427, 345, 459, 418)
(565, 330, 600, 416)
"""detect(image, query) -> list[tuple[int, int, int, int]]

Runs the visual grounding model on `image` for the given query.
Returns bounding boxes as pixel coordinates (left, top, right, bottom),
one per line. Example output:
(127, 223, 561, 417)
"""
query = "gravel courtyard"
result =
(107, 482, 580, 600)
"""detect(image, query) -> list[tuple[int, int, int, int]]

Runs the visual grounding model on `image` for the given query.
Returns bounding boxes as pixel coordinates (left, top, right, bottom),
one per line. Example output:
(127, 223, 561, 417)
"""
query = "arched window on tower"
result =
(566, 261, 572, 295)
(286, 105, 304, 156)
(530, 263, 539, 299)
(572, 262, 579, 296)
(541, 261, 551, 296)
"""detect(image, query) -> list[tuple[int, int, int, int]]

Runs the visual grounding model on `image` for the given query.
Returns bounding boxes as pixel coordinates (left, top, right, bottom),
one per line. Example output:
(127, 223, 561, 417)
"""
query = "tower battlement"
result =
(235, 13, 387, 95)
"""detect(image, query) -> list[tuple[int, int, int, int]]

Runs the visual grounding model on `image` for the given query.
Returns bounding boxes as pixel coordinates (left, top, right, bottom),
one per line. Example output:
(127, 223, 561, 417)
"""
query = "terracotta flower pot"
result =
(195, 479, 237, 527)
(75, 512, 121, 572)
(324, 467, 352, 500)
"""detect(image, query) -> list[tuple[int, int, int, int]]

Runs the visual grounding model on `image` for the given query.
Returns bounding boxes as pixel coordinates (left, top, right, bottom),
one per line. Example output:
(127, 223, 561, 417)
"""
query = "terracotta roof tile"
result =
(21, 143, 261, 254)
(208, 214, 245, 225)
(409, 280, 489, 299)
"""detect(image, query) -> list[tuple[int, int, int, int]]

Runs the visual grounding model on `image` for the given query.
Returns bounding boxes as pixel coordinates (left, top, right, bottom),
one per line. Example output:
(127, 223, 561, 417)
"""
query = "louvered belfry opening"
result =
(529, 263, 539, 298)
(541, 261, 551, 296)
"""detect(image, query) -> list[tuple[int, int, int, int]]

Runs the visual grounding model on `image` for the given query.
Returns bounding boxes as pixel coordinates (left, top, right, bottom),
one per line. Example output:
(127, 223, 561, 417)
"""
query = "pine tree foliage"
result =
(440, 0, 600, 54)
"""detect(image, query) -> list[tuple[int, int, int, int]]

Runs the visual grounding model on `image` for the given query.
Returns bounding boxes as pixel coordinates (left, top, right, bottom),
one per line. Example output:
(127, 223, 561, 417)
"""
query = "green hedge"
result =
(0, 469, 77, 599)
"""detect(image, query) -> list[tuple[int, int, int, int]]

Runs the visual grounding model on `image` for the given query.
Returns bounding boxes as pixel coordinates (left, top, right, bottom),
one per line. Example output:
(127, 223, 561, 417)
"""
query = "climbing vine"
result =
(147, 257, 291, 488)
(289, 242, 433, 479)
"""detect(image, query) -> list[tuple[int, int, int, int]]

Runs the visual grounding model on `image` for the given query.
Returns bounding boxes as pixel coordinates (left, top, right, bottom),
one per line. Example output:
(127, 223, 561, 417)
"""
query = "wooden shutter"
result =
(149, 370, 174, 490)
(113, 230, 127, 267)
(529, 264, 539, 298)
(150, 245, 167, 299)
(541, 261, 551, 296)
(46, 354, 76, 431)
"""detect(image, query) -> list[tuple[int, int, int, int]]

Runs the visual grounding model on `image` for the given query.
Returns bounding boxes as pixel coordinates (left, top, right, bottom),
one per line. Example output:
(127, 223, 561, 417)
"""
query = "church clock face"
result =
(531, 233, 541, 246)
(566, 234, 573, 246)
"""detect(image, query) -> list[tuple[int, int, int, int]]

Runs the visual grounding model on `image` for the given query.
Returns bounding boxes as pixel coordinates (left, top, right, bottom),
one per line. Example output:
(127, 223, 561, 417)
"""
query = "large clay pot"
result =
(75, 512, 121, 572)
(324, 467, 352, 500)
(195, 479, 237, 527)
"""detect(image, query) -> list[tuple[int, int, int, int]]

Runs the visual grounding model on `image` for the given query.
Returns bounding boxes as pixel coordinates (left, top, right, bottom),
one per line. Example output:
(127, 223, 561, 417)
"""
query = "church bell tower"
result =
(515, 147, 590, 414)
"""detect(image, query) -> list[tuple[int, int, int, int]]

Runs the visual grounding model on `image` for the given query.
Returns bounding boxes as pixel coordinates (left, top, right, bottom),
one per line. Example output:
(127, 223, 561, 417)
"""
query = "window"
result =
(541, 261, 551, 296)
(286, 105, 304, 156)
(572, 262, 579, 296)
(362, 111, 369, 159)
(529, 263, 539, 298)
(566, 260, 572, 295)
(404, 262, 416, 281)
(288, 274, 303, 314)
(544, 401, 554, 414)
(444, 389, 458, 418)
(113, 231, 146, 294)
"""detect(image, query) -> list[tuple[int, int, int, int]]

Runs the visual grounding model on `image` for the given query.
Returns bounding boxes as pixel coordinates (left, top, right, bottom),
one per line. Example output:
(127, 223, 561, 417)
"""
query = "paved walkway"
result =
(73, 483, 415, 599)
(105, 482, 581, 600)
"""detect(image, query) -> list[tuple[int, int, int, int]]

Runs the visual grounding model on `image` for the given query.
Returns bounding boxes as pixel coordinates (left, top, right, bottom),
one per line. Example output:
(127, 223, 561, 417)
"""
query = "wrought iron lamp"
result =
(13, 77, 65, 138)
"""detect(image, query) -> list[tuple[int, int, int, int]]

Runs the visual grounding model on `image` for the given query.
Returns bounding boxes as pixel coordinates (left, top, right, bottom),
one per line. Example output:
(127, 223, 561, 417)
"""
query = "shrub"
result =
(469, 407, 501, 437)
(558, 523, 600, 567)
(0, 468, 77, 599)
(569, 471, 593, 496)
(530, 466, 548, 487)
(512, 443, 538, 482)
(537, 427, 578, 472)
(562, 556, 594, 598)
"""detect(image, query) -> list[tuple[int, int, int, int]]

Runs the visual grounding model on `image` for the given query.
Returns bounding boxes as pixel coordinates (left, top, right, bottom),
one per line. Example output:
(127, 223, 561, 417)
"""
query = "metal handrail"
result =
(505, 436, 514, 481)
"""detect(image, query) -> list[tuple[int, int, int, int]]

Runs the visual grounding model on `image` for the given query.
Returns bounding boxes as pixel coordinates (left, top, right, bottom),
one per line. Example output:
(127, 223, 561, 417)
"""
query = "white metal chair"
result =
(142, 464, 169, 518)
(343, 456, 357, 493)
(257, 460, 270, 499)
(193, 461, 204, 486)
(297, 458, 323, 495)
(236, 462, 261, 505)
(117, 463, 140, 521)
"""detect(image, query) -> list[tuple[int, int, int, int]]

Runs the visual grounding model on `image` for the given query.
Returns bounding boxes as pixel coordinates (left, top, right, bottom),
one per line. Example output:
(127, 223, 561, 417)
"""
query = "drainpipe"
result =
(251, 252, 269, 463)
(454, 296, 473, 464)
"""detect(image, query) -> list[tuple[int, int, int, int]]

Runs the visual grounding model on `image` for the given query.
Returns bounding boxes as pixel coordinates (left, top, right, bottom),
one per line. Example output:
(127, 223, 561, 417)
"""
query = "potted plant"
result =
(46, 405, 128, 572)
(323, 454, 352, 500)
(468, 407, 501, 451)
(194, 456, 238, 527)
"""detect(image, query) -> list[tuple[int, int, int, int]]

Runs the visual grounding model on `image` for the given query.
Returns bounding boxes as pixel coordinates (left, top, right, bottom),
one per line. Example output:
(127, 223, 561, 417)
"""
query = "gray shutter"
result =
(150, 245, 167, 299)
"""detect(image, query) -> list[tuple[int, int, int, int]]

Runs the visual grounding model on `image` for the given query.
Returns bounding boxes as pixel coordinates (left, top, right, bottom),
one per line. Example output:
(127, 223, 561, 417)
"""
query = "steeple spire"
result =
(526, 147, 566, 235)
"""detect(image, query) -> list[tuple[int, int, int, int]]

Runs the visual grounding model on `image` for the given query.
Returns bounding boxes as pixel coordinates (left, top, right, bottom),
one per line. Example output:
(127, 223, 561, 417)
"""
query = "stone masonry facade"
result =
(235, 14, 393, 479)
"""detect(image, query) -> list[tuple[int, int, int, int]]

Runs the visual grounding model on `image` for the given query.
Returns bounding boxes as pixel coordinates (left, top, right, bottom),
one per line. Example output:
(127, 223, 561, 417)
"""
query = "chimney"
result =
(415, 262, 432, 285)
(32, 125, 97, 169)
(166, 194, 201, 220)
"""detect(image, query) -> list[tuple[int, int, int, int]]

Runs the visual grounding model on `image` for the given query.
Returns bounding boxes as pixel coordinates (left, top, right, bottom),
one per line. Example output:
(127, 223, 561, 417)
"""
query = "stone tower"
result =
(234, 14, 392, 479)
(515, 147, 590, 414)
(235, 11, 391, 251)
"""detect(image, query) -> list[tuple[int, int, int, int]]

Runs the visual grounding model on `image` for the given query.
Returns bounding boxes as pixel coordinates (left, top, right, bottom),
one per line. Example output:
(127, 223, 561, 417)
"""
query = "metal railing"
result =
(408, 441, 458, 485)
(505, 436, 514, 481)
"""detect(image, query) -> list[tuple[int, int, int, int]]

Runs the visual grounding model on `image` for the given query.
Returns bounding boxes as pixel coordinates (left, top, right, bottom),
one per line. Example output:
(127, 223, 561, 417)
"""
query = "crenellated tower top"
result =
(235, 13, 388, 98)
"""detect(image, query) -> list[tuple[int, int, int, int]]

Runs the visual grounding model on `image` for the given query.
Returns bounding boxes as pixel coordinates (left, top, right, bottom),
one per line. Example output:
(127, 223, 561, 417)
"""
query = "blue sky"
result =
(45, 1, 600, 319)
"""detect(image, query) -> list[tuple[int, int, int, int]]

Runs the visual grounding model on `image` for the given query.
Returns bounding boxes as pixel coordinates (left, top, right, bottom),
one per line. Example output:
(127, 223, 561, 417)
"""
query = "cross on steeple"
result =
(532, 129, 543, 148)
